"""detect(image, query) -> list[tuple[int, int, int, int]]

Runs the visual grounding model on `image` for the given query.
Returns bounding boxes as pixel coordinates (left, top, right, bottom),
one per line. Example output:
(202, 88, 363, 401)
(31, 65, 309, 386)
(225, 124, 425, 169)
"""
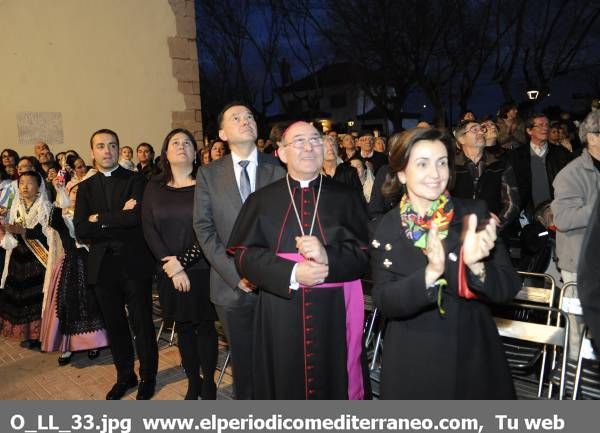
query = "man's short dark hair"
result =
(217, 101, 254, 129)
(525, 113, 548, 130)
(90, 129, 120, 149)
(136, 142, 154, 154)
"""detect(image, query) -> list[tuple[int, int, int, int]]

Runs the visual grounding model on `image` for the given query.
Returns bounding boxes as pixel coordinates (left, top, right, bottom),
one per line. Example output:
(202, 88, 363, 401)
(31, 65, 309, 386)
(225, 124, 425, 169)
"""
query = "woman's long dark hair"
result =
(381, 128, 455, 204)
(1, 148, 20, 167)
(158, 128, 199, 185)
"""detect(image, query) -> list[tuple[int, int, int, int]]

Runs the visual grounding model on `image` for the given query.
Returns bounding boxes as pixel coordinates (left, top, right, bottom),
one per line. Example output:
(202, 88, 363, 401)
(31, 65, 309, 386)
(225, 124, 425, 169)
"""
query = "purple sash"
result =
(278, 252, 365, 400)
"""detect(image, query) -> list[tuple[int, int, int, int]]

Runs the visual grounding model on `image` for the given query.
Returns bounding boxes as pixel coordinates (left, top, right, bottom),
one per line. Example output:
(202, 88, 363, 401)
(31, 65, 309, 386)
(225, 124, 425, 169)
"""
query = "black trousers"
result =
(94, 253, 158, 382)
(215, 293, 257, 400)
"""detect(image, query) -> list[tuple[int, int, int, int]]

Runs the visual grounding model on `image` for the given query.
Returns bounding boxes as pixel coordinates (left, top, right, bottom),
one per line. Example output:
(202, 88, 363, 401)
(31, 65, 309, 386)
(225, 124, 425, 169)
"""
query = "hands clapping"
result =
(425, 223, 445, 286)
(462, 214, 497, 267)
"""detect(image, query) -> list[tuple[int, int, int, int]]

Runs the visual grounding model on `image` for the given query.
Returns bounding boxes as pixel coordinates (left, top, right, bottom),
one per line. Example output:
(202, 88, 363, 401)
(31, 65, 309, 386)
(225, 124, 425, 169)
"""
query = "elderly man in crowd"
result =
(452, 120, 520, 233)
(227, 121, 370, 399)
(509, 113, 571, 220)
(552, 110, 600, 360)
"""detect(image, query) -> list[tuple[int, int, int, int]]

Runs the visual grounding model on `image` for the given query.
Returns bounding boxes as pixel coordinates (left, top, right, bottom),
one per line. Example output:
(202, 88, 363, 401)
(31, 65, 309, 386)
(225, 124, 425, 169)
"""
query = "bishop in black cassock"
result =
(227, 121, 370, 399)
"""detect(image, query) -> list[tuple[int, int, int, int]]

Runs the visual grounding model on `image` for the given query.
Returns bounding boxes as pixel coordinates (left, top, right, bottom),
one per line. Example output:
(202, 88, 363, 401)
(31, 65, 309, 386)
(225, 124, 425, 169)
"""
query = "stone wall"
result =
(168, 0, 203, 143)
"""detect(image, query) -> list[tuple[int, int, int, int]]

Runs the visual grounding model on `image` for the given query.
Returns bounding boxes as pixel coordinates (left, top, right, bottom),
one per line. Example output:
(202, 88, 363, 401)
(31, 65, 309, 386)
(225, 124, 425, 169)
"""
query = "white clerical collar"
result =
(99, 165, 119, 177)
(290, 174, 319, 188)
(231, 147, 258, 166)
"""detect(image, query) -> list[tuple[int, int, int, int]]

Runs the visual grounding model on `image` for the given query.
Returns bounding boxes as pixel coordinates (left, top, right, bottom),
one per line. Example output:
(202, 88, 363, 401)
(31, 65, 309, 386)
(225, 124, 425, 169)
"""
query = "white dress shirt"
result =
(231, 147, 258, 200)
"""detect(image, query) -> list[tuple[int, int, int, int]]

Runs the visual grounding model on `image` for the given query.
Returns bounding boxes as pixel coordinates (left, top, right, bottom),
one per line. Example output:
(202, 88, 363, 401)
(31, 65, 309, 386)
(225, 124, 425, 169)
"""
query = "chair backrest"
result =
(494, 302, 570, 399)
(515, 271, 557, 310)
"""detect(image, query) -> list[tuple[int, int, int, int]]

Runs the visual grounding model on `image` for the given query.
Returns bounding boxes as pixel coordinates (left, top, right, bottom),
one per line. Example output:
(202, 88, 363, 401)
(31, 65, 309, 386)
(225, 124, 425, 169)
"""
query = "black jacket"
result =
(74, 166, 154, 284)
(355, 151, 388, 176)
(508, 143, 571, 215)
(371, 197, 520, 398)
(451, 150, 519, 229)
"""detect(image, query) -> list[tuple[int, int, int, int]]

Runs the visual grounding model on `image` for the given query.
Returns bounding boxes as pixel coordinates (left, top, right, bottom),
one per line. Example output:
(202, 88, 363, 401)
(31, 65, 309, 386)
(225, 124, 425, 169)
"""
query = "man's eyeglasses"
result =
(465, 124, 486, 135)
(532, 123, 550, 129)
(287, 136, 324, 149)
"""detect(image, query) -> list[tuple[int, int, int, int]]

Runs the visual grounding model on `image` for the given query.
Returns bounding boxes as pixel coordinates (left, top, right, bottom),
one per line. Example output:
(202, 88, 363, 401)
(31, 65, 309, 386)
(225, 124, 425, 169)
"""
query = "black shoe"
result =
(136, 379, 156, 400)
(185, 378, 202, 400)
(201, 380, 217, 400)
(20, 339, 41, 350)
(105, 376, 138, 400)
(87, 349, 100, 360)
(57, 352, 72, 366)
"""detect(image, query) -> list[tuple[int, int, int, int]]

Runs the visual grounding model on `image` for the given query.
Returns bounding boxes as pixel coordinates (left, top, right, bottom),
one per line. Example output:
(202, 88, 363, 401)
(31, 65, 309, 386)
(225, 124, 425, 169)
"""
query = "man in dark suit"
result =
(508, 114, 571, 218)
(355, 131, 388, 176)
(193, 103, 285, 399)
(74, 129, 158, 400)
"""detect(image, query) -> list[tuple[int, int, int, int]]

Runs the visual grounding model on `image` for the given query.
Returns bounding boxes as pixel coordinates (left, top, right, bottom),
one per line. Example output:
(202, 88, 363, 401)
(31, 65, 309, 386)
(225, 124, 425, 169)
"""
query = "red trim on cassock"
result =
(302, 286, 308, 399)
(276, 191, 295, 252)
(311, 187, 327, 245)
(226, 245, 246, 256)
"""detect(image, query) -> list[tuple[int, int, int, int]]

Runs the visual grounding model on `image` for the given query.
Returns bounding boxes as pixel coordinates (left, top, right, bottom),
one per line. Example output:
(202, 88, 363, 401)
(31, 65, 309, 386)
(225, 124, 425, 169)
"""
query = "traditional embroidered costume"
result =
(0, 189, 57, 341)
(39, 205, 108, 352)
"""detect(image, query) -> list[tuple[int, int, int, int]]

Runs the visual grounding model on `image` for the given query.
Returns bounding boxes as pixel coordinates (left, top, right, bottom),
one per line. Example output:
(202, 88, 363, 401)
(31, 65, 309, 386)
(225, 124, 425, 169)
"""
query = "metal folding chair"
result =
(495, 302, 570, 399)
(496, 271, 558, 398)
(155, 320, 177, 346)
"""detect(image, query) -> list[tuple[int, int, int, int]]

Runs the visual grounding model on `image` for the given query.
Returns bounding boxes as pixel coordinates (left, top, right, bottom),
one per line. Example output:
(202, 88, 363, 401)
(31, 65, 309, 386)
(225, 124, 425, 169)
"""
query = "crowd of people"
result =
(0, 98, 599, 400)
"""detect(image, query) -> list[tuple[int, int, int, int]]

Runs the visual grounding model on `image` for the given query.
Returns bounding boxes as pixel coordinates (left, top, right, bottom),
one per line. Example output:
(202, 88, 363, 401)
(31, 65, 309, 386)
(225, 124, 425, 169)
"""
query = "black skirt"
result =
(56, 248, 105, 335)
(156, 265, 216, 323)
(0, 242, 44, 325)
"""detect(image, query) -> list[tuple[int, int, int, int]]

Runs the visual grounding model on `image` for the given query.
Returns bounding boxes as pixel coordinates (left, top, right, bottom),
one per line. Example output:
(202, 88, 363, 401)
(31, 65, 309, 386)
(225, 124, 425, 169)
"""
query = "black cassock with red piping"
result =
(227, 175, 370, 399)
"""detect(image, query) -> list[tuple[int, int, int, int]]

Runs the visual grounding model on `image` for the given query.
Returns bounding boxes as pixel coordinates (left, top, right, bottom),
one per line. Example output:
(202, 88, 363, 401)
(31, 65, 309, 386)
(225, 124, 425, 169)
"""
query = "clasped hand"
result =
(295, 235, 329, 287)
(162, 256, 193, 292)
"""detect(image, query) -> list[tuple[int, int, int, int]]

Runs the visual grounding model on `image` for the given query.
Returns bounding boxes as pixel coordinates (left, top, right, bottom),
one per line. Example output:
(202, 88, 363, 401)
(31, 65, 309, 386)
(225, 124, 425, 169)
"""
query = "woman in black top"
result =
(371, 128, 520, 398)
(142, 129, 217, 400)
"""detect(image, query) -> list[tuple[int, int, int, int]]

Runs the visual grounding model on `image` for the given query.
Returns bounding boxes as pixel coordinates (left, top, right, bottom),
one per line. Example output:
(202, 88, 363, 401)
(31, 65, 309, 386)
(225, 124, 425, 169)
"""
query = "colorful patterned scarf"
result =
(399, 190, 454, 249)
(399, 191, 455, 314)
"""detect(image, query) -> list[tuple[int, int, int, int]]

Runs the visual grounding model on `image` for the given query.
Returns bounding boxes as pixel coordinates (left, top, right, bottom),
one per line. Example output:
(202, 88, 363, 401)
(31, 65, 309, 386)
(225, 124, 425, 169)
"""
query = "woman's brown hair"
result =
(381, 128, 456, 203)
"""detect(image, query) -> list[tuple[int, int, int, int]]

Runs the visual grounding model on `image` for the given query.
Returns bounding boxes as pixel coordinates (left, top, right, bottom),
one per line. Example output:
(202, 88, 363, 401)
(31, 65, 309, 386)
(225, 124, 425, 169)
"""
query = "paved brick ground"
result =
(0, 330, 233, 401)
